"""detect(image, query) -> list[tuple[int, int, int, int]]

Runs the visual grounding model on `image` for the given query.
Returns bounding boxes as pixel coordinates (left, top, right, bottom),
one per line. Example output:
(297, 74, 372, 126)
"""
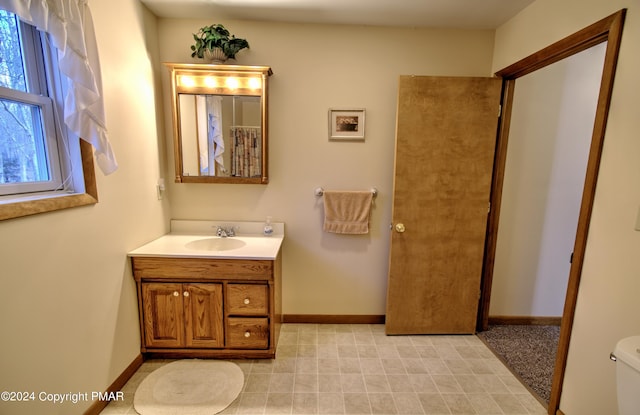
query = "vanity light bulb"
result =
(225, 77, 240, 89)
(248, 77, 262, 89)
(179, 76, 195, 87)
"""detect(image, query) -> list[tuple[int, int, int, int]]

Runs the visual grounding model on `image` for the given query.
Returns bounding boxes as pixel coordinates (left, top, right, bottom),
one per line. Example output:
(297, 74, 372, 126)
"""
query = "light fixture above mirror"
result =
(165, 63, 272, 184)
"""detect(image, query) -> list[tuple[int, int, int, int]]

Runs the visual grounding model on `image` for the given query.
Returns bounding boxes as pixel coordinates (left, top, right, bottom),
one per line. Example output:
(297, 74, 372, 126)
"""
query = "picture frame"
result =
(328, 108, 365, 141)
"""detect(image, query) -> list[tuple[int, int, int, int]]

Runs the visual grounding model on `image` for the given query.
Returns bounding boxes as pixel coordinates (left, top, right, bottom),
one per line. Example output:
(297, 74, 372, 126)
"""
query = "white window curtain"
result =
(1, 0, 118, 175)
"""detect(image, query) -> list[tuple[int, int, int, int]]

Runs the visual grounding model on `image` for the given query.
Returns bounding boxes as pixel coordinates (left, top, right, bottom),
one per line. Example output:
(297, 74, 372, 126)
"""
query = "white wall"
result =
(494, 1, 640, 413)
(0, 1, 169, 414)
(157, 20, 496, 315)
(489, 43, 605, 317)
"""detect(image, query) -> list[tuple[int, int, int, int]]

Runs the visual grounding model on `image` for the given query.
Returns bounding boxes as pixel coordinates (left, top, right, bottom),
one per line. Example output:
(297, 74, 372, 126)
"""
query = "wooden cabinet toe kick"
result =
(141, 348, 276, 359)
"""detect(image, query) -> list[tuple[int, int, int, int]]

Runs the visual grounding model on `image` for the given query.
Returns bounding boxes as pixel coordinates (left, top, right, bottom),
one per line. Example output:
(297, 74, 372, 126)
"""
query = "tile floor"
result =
(100, 324, 547, 414)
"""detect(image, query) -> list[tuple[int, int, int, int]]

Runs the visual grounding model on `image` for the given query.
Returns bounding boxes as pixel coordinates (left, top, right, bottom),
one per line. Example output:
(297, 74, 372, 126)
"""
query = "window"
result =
(1, 9, 67, 195)
(0, 8, 97, 220)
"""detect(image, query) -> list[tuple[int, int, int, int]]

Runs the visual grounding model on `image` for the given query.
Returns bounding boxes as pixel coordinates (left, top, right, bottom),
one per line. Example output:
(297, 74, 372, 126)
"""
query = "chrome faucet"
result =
(215, 225, 236, 238)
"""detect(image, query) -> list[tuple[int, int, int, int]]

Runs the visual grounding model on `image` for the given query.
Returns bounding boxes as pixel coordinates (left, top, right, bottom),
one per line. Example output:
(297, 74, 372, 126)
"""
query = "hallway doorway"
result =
(478, 10, 626, 415)
(489, 42, 606, 321)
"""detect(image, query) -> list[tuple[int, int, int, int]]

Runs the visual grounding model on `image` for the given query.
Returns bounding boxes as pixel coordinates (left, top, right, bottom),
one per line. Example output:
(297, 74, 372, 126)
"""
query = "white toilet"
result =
(612, 335, 640, 415)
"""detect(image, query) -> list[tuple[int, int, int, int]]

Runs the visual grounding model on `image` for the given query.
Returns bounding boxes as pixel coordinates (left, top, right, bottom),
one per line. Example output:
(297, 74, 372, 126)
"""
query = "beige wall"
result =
(494, 1, 640, 413)
(0, 1, 169, 414)
(158, 19, 496, 315)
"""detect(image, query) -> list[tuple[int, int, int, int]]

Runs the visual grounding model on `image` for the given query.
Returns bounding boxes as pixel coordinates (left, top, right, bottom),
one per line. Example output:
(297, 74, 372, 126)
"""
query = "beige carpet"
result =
(133, 359, 244, 415)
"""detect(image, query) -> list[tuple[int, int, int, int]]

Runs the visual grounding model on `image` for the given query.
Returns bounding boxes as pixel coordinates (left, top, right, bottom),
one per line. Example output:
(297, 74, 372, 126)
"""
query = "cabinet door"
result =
(184, 283, 224, 348)
(141, 282, 184, 348)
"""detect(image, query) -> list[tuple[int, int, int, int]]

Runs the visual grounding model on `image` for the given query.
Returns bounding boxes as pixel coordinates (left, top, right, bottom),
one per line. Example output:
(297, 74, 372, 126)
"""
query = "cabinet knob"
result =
(173, 291, 179, 297)
(244, 331, 251, 338)
(183, 291, 189, 297)
(395, 223, 406, 233)
(243, 298, 250, 305)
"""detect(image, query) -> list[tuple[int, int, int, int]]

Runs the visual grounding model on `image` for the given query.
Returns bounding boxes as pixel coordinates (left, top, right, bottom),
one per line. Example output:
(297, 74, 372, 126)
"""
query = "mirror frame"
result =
(165, 63, 272, 184)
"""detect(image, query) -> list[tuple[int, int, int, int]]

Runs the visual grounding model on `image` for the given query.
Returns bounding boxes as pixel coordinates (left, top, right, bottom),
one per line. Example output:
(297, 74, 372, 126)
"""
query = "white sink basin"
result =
(184, 237, 247, 252)
(128, 220, 284, 259)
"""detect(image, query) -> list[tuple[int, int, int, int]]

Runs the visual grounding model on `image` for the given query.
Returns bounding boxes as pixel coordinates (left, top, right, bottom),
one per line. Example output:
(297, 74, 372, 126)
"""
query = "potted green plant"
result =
(190, 24, 250, 62)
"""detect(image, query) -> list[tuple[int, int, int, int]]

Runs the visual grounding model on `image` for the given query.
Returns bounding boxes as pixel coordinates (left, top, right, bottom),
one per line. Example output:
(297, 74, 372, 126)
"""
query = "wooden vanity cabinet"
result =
(132, 254, 281, 359)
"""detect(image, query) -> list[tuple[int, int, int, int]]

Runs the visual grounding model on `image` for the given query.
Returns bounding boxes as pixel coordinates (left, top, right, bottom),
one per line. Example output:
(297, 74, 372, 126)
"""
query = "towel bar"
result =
(314, 187, 377, 198)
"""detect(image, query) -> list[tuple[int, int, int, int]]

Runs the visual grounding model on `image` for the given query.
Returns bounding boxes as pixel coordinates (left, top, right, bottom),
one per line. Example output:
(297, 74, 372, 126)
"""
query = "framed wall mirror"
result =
(165, 63, 272, 184)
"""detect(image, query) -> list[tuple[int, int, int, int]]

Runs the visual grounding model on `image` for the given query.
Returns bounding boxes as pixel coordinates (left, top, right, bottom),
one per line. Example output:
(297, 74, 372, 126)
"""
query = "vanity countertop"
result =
(128, 220, 284, 260)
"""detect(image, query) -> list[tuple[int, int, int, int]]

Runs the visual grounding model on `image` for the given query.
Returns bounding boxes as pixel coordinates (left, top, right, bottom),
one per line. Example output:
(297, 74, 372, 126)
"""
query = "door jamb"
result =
(477, 9, 626, 415)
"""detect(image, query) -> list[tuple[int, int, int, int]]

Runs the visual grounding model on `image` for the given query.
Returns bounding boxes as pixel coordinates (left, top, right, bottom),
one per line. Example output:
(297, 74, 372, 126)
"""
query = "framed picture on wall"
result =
(328, 108, 365, 141)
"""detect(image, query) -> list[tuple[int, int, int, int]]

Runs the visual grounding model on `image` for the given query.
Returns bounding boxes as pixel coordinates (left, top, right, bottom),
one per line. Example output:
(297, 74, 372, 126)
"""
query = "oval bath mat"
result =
(133, 359, 244, 415)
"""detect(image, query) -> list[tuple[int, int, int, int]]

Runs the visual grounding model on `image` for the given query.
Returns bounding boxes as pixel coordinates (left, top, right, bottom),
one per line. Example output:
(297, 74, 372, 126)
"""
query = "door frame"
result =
(478, 9, 626, 415)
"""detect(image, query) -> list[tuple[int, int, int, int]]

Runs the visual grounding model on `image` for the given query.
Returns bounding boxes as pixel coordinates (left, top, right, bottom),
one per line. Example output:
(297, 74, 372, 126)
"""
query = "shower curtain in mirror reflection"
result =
(230, 127, 261, 178)
(196, 96, 225, 175)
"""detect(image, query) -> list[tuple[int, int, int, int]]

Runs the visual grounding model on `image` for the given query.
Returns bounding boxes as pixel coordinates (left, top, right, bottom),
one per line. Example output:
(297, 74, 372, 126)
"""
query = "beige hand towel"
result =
(322, 190, 374, 234)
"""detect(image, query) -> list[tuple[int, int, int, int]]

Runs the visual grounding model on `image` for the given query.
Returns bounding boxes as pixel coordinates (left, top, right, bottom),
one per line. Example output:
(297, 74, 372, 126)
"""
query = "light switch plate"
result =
(157, 178, 165, 200)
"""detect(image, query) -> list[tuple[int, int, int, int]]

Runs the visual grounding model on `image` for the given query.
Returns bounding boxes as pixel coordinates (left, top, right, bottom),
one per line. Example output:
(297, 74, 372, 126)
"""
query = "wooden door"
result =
(385, 76, 502, 334)
(184, 283, 224, 348)
(142, 282, 185, 347)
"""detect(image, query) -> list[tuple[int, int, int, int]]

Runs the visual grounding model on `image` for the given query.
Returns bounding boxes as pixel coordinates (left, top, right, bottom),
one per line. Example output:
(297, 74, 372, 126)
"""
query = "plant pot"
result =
(204, 48, 228, 63)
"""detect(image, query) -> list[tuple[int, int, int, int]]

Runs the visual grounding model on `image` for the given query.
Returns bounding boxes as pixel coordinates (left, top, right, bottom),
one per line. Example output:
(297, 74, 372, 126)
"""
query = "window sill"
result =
(0, 140, 98, 221)
(0, 193, 98, 220)
(0, 191, 98, 221)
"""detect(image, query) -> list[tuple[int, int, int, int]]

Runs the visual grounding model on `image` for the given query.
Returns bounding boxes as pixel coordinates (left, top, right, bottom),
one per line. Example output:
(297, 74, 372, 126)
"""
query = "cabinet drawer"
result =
(227, 284, 268, 315)
(226, 317, 269, 349)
